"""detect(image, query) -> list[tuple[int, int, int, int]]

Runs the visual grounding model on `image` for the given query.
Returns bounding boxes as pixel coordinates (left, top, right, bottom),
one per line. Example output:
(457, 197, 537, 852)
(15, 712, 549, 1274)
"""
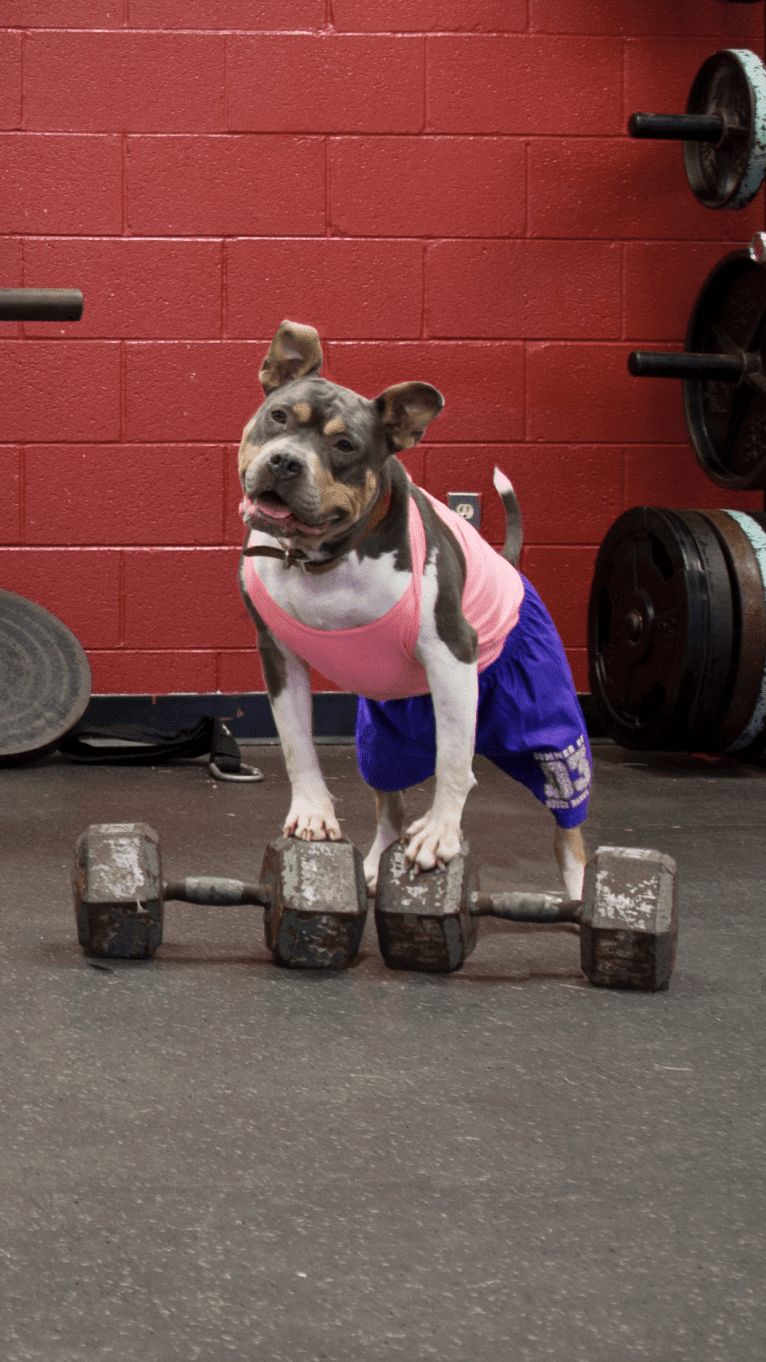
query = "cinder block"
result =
(528, 0, 761, 39)
(526, 342, 689, 444)
(216, 650, 266, 695)
(23, 239, 223, 340)
(226, 240, 423, 340)
(0, 548, 120, 648)
(0, 134, 122, 234)
(625, 37, 749, 116)
(88, 649, 219, 696)
(333, 0, 525, 30)
(125, 341, 264, 442)
(128, 1, 324, 24)
(324, 341, 525, 442)
(227, 34, 425, 133)
(624, 243, 740, 343)
(422, 444, 624, 547)
(7, 3, 121, 23)
(329, 136, 525, 238)
(24, 445, 227, 546)
(625, 447, 765, 512)
(427, 36, 622, 134)
(520, 547, 599, 651)
(0, 342, 120, 442)
(24, 31, 226, 132)
(123, 548, 252, 649)
(528, 138, 762, 241)
(0, 447, 21, 543)
(126, 135, 325, 238)
(426, 241, 621, 340)
(0, 32, 21, 130)
(0, 238, 22, 331)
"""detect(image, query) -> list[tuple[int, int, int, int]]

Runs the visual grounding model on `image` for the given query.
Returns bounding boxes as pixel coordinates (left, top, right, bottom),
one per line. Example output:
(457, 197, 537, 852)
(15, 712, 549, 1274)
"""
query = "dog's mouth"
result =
(239, 492, 342, 538)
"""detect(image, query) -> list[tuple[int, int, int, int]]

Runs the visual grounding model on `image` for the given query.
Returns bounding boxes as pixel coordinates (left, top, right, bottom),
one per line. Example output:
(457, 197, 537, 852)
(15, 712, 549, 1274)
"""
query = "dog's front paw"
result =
(402, 813, 462, 873)
(284, 799, 342, 843)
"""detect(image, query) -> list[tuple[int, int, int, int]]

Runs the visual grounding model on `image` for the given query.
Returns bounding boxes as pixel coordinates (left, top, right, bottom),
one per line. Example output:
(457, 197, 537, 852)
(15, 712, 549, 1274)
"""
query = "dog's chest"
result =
(250, 537, 412, 629)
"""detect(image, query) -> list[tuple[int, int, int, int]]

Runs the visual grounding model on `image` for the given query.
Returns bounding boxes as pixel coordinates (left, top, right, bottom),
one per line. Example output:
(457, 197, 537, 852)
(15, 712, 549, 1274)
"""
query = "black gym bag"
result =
(58, 716, 263, 783)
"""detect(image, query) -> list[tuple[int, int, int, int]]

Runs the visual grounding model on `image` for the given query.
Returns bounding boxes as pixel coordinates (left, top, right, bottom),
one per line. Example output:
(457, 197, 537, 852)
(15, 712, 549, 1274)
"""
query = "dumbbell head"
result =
(374, 841, 478, 973)
(261, 836, 368, 969)
(579, 846, 678, 991)
(73, 822, 164, 959)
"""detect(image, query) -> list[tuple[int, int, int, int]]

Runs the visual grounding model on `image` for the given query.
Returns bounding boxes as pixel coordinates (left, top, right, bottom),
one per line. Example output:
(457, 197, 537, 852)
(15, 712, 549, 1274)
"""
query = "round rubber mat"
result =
(0, 589, 91, 764)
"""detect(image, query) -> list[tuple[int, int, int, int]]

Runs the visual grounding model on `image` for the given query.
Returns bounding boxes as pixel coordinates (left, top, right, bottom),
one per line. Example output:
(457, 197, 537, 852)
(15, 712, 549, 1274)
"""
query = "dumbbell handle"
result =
(0, 288, 83, 321)
(629, 350, 745, 382)
(164, 876, 270, 907)
(628, 112, 724, 143)
(471, 890, 582, 924)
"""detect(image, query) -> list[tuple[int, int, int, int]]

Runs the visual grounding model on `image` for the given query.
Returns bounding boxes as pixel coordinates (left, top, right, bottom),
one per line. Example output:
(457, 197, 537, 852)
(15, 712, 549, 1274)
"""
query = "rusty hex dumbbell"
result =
(375, 843, 678, 991)
(73, 822, 367, 969)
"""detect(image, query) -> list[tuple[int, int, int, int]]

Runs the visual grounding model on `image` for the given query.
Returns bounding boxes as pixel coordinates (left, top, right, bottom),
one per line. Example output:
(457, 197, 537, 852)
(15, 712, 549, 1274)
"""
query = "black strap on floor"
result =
(58, 716, 263, 782)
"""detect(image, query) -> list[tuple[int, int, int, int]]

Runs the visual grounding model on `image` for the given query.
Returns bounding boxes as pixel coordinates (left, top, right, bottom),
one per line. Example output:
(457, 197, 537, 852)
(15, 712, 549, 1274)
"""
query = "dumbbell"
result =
(628, 48, 766, 210)
(73, 822, 367, 969)
(375, 843, 678, 991)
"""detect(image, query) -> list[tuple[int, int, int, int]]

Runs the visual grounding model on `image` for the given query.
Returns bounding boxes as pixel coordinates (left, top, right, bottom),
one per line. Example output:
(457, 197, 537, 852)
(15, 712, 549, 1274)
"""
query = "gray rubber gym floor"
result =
(0, 738, 763, 1361)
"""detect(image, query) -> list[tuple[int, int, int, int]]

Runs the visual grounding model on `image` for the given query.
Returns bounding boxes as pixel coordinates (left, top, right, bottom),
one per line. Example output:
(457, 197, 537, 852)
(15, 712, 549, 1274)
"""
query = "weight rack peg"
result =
(628, 48, 766, 210)
(0, 288, 83, 322)
(628, 243, 766, 491)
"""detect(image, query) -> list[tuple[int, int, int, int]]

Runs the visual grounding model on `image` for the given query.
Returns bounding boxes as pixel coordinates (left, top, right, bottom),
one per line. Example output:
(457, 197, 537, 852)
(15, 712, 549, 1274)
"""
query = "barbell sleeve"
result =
(0, 288, 83, 321)
(628, 112, 724, 143)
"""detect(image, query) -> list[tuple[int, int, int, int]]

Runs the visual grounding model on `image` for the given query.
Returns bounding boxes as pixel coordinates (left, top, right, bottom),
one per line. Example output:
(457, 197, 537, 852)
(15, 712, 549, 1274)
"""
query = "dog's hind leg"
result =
(363, 789, 406, 894)
(554, 822, 587, 901)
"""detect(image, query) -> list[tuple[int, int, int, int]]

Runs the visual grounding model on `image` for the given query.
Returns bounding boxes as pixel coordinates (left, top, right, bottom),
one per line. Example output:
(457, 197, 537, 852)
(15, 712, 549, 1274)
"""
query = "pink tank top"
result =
(242, 492, 524, 700)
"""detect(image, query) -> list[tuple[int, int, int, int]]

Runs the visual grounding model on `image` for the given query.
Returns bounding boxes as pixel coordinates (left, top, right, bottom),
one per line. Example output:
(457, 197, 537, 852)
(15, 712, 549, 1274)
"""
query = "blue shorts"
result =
(355, 575, 591, 829)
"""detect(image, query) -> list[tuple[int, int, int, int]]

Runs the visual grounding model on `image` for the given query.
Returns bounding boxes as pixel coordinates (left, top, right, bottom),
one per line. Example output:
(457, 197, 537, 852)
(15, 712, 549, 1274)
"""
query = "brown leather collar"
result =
(243, 484, 392, 575)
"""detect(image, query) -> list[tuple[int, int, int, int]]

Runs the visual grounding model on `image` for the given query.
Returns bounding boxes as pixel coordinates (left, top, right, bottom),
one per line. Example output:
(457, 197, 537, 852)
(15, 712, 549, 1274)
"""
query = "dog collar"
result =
(243, 485, 392, 575)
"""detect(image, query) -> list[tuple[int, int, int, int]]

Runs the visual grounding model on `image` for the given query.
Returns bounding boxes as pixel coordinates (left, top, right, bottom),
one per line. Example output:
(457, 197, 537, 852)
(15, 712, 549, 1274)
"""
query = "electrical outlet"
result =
(447, 492, 481, 529)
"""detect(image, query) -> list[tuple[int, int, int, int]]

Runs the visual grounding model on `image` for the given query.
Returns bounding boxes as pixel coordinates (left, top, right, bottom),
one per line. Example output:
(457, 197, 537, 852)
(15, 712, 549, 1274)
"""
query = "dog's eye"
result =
(271, 409, 287, 423)
(335, 439, 354, 452)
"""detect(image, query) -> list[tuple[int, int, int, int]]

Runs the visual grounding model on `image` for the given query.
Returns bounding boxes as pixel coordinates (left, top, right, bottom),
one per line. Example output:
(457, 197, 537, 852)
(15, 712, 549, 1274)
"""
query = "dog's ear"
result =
(375, 382, 444, 450)
(259, 321, 324, 394)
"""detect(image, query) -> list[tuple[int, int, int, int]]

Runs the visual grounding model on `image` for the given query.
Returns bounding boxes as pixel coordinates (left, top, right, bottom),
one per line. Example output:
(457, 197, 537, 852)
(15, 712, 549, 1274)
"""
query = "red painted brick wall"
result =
(1, 1, 763, 696)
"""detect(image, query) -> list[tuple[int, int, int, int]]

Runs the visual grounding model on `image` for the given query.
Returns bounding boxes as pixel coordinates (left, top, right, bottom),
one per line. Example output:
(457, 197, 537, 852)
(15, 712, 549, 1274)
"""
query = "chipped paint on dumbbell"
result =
(722, 511, 766, 752)
(374, 841, 479, 973)
(73, 822, 163, 959)
(581, 847, 678, 991)
(724, 50, 766, 209)
(261, 837, 368, 969)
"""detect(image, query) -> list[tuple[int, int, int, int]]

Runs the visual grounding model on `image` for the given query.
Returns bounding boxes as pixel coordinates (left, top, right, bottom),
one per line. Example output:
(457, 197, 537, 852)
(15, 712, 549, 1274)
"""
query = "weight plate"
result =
(684, 48, 766, 209)
(698, 510, 766, 749)
(717, 511, 766, 753)
(0, 589, 91, 764)
(587, 507, 734, 750)
(683, 250, 766, 490)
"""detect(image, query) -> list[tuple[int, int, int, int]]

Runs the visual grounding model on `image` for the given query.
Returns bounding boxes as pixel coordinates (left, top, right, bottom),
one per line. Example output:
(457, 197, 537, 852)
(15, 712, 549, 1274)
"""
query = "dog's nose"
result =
(268, 450, 303, 481)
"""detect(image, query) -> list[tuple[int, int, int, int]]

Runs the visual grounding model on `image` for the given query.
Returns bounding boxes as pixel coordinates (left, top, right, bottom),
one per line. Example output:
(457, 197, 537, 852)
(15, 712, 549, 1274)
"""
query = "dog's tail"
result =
(493, 467, 523, 567)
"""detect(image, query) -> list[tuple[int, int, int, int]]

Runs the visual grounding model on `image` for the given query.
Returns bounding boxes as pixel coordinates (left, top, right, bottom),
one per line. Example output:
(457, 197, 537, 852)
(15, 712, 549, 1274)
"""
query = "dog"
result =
(238, 321, 591, 901)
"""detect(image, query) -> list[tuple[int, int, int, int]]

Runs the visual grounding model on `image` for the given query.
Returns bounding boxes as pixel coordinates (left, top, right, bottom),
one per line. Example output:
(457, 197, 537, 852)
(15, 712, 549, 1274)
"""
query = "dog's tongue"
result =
(239, 496, 331, 536)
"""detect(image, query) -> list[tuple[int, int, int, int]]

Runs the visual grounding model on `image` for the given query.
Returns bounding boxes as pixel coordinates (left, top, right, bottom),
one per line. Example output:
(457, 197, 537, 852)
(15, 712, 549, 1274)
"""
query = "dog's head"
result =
(238, 321, 443, 547)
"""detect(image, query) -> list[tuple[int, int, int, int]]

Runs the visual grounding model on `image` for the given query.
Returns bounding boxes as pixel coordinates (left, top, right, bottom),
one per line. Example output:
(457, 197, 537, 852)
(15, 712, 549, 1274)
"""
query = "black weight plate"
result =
(0, 589, 91, 764)
(684, 49, 766, 210)
(699, 510, 766, 749)
(683, 250, 766, 490)
(587, 507, 733, 750)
